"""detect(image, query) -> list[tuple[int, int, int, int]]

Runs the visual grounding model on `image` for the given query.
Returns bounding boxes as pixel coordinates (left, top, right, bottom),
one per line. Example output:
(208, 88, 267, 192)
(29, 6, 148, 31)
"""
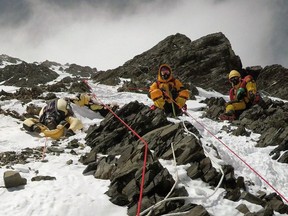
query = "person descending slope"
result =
(148, 64, 190, 116)
(219, 70, 261, 121)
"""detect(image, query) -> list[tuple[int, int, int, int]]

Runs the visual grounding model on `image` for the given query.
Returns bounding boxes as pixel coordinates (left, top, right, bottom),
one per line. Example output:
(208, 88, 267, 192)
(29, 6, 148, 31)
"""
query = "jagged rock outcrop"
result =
(91, 32, 242, 94)
(257, 64, 288, 100)
(1, 32, 287, 100)
(64, 63, 97, 77)
(0, 62, 59, 87)
(0, 78, 91, 104)
(0, 86, 43, 102)
(41, 61, 98, 77)
(0, 54, 22, 65)
(83, 101, 286, 215)
(202, 97, 288, 165)
(90, 32, 287, 100)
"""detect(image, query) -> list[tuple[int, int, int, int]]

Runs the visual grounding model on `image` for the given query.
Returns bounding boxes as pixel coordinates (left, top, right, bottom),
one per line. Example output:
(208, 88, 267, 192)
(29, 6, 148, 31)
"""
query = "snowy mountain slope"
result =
(0, 60, 288, 216)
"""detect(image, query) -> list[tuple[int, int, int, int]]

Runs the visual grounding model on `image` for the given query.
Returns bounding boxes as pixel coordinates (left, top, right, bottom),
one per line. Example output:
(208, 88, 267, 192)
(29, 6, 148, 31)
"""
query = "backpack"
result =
(242, 75, 260, 104)
(39, 99, 72, 125)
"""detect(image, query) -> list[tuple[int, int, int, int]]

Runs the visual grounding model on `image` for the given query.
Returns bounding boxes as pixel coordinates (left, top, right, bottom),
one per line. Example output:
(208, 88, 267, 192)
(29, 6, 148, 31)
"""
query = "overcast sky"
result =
(0, 0, 287, 70)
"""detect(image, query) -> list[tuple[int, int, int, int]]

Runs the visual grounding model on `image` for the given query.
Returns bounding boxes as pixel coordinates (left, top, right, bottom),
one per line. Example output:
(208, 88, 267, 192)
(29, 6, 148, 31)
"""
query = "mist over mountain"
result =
(0, 0, 287, 70)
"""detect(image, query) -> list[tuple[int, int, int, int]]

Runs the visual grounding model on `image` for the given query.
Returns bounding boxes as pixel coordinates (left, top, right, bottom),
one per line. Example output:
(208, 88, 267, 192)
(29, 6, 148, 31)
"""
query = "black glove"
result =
(32, 124, 42, 133)
(160, 88, 166, 98)
(170, 89, 178, 99)
(65, 129, 75, 137)
(160, 88, 166, 93)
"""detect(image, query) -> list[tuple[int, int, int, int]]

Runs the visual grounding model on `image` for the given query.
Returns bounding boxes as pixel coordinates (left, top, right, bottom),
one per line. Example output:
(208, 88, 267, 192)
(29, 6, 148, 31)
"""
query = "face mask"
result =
(45, 115, 57, 130)
(161, 69, 170, 80)
(230, 77, 240, 85)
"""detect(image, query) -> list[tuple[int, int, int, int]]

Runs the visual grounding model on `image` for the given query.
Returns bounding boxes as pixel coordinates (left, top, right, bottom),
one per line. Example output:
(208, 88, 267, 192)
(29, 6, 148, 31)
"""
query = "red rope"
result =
(164, 93, 288, 204)
(41, 137, 48, 161)
(84, 81, 288, 206)
(83, 80, 149, 215)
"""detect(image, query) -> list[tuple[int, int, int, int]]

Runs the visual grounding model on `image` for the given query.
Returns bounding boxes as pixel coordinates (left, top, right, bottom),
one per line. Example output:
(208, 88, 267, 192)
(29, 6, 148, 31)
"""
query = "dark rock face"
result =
(0, 62, 59, 87)
(84, 101, 197, 214)
(91, 32, 288, 100)
(202, 97, 288, 164)
(257, 64, 288, 100)
(41, 60, 97, 77)
(64, 63, 97, 77)
(84, 101, 258, 215)
(0, 54, 21, 65)
(1, 32, 287, 100)
(91, 32, 242, 95)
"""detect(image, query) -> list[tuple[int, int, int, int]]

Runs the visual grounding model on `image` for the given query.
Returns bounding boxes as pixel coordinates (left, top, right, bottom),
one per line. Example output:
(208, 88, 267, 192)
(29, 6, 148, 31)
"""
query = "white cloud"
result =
(0, 0, 286, 70)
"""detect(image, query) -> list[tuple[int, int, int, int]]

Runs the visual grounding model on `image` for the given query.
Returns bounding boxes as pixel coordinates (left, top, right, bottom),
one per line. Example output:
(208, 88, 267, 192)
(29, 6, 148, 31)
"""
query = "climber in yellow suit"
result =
(23, 94, 117, 139)
(148, 64, 190, 116)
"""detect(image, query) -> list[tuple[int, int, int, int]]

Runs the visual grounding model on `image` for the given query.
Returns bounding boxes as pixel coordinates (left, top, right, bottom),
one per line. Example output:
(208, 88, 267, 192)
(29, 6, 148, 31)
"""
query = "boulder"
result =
(4, 170, 27, 188)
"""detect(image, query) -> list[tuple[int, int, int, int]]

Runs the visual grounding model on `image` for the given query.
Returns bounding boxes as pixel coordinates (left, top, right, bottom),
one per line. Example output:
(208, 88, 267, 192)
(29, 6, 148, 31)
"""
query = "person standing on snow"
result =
(148, 64, 190, 116)
(219, 70, 261, 121)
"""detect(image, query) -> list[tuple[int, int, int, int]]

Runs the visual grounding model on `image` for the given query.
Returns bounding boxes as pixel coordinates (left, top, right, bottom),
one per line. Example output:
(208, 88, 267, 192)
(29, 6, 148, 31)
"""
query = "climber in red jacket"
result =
(219, 70, 261, 121)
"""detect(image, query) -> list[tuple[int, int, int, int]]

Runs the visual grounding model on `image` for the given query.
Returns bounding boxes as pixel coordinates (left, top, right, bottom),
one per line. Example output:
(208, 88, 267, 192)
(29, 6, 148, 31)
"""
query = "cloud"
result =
(0, 0, 287, 70)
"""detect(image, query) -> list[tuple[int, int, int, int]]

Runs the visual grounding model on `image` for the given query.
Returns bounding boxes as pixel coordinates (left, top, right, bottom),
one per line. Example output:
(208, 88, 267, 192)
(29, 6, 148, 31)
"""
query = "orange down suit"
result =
(149, 64, 189, 112)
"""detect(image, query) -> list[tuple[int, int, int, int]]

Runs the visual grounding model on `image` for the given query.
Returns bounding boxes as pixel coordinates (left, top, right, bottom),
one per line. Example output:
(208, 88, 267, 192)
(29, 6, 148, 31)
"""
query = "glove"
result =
(32, 124, 42, 133)
(170, 88, 178, 99)
(160, 88, 166, 98)
(236, 88, 246, 100)
(89, 104, 104, 111)
(72, 94, 91, 107)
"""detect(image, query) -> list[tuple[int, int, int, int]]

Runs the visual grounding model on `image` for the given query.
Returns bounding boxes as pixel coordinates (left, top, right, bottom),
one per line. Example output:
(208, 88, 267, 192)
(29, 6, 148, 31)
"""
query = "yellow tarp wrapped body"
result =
(43, 125, 65, 140)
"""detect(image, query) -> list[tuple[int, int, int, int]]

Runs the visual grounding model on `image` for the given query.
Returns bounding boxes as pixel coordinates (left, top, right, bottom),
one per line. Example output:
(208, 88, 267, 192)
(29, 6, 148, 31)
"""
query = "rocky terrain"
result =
(0, 31, 288, 215)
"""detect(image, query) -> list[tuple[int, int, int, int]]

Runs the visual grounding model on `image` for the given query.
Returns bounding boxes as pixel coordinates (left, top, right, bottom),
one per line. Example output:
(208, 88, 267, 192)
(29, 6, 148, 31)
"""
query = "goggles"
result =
(229, 76, 240, 85)
(160, 69, 170, 76)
